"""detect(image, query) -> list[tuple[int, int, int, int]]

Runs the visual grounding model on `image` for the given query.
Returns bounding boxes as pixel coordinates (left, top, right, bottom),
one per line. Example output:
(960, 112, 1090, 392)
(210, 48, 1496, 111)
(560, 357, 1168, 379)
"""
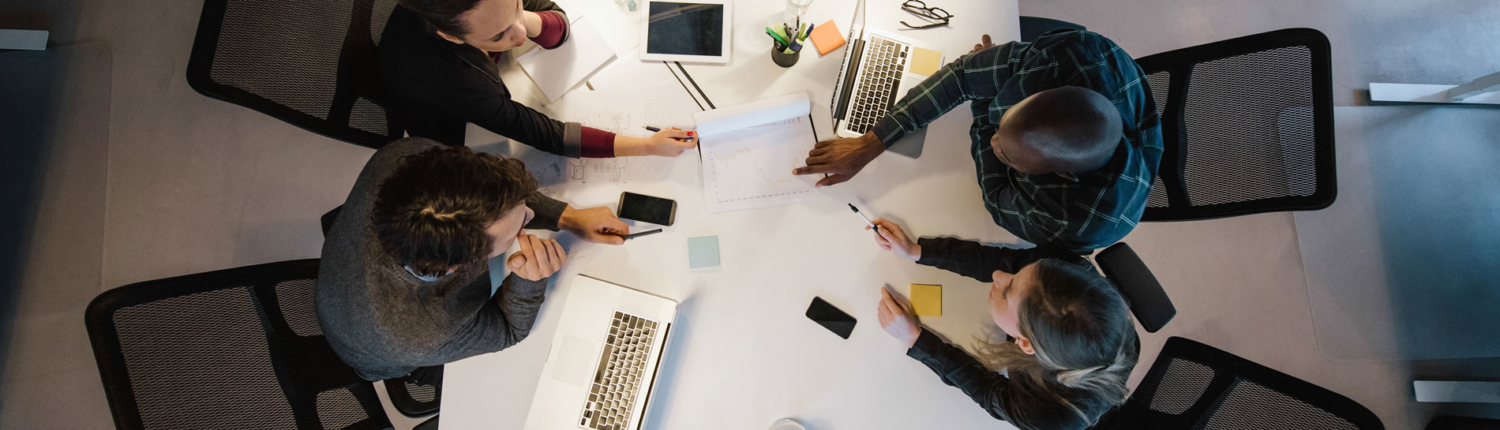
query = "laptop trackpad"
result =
(551, 335, 597, 387)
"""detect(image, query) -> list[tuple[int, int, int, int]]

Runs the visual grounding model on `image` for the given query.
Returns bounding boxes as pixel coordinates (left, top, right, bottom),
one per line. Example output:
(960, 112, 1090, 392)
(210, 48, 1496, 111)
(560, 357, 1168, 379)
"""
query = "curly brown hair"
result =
(371, 145, 536, 277)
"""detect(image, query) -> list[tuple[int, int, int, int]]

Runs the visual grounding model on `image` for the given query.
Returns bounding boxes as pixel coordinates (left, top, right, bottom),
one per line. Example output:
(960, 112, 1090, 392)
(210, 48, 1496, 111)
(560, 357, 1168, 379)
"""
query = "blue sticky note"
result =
(687, 236, 720, 269)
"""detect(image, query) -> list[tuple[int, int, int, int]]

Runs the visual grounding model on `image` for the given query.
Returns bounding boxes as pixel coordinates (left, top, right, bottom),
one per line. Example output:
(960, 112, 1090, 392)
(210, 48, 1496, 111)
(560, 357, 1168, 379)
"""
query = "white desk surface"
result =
(444, 1, 1022, 429)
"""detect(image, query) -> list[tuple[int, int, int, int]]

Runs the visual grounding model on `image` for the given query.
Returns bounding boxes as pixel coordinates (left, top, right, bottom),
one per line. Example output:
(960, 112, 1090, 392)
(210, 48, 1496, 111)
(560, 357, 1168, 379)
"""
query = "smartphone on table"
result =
(806, 297, 857, 339)
(617, 192, 676, 226)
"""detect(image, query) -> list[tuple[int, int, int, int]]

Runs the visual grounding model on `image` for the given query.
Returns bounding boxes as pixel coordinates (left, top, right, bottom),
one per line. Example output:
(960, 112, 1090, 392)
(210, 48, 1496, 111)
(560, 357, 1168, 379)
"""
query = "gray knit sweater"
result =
(316, 138, 569, 381)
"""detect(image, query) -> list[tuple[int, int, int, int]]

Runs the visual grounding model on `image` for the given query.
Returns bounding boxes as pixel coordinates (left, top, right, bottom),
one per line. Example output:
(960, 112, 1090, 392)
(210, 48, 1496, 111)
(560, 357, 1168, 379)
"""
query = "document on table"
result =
(517, 15, 616, 102)
(695, 93, 820, 213)
(534, 88, 674, 185)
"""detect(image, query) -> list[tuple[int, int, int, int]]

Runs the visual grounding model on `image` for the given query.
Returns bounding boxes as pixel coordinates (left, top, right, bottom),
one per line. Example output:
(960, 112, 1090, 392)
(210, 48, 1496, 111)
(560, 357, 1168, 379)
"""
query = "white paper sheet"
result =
(540, 88, 674, 185)
(517, 15, 617, 102)
(696, 93, 819, 213)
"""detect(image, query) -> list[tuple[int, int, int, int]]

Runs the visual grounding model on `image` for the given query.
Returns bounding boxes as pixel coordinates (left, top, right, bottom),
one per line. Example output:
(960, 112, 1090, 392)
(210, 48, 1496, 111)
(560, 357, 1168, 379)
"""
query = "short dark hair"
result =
(998, 86, 1124, 173)
(371, 145, 536, 277)
(399, 0, 484, 37)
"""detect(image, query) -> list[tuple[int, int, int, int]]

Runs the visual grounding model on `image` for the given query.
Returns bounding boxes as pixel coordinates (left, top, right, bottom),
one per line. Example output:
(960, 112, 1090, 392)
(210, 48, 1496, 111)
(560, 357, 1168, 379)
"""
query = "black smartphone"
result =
(806, 297, 857, 339)
(617, 192, 677, 226)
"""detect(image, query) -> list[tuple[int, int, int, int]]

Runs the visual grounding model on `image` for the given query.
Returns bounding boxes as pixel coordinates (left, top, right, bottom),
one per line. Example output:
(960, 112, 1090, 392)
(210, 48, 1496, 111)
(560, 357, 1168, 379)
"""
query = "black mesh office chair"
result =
(85, 259, 399, 430)
(1094, 337, 1384, 430)
(1019, 17, 1085, 42)
(1133, 28, 1336, 221)
(84, 259, 404, 429)
(186, 0, 405, 148)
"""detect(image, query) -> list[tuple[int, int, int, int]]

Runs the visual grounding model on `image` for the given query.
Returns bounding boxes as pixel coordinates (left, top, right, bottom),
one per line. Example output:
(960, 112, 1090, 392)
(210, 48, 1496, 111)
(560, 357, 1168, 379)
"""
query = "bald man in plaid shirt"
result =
(797, 30, 1162, 253)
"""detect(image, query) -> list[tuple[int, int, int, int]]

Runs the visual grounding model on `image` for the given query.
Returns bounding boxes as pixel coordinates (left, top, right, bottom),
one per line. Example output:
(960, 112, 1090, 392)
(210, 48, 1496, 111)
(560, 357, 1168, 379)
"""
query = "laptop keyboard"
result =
(579, 311, 659, 430)
(846, 37, 910, 134)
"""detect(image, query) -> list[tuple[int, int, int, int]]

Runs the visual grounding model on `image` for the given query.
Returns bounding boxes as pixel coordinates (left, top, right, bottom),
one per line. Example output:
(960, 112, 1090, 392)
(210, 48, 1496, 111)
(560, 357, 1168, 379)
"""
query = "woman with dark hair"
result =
(379, 0, 694, 156)
(866, 218, 1139, 430)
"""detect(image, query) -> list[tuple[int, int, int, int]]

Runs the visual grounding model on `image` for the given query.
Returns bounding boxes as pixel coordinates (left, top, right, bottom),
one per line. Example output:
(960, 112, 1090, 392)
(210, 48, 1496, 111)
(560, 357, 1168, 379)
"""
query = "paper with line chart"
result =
(695, 93, 820, 213)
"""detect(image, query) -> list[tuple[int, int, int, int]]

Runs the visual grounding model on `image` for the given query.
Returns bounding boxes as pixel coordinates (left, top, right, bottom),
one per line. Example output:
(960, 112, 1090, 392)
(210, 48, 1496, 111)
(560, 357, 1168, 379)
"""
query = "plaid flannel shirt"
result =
(871, 30, 1162, 251)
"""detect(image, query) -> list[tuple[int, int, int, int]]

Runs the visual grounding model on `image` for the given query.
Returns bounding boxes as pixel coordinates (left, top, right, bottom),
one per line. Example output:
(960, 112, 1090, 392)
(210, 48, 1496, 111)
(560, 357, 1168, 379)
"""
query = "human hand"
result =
(506, 234, 567, 281)
(877, 288, 921, 349)
(646, 128, 698, 156)
(971, 34, 994, 54)
(792, 132, 884, 187)
(613, 129, 697, 157)
(867, 218, 920, 261)
(559, 205, 630, 245)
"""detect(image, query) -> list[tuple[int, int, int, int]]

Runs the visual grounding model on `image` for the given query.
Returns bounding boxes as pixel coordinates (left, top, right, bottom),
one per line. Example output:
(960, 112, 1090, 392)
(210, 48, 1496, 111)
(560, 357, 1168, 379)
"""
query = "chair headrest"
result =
(1095, 243, 1175, 333)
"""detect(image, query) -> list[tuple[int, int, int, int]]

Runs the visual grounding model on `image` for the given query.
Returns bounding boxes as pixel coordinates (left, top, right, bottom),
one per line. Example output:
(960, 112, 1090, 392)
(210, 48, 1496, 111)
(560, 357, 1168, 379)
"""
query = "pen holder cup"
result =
(771, 45, 800, 67)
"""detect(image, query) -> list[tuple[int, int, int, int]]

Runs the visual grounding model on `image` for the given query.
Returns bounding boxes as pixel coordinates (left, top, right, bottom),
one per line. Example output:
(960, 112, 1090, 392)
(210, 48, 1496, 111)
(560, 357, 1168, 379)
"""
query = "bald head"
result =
(992, 87, 1123, 176)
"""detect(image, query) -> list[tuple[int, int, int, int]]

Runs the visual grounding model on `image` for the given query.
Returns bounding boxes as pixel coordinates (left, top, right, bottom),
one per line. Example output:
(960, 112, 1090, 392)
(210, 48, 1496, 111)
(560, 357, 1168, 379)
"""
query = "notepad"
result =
(688, 236, 720, 269)
(517, 15, 617, 102)
(809, 20, 845, 56)
(910, 284, 941, 317)
(695, 93, 819, 213)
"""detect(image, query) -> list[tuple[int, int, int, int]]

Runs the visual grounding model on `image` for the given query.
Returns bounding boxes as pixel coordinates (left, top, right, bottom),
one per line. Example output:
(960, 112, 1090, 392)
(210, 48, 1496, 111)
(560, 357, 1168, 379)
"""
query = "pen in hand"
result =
(849, 203, 879, 232)
(621, 228, 663, 240)
(643, 126, 696, 141)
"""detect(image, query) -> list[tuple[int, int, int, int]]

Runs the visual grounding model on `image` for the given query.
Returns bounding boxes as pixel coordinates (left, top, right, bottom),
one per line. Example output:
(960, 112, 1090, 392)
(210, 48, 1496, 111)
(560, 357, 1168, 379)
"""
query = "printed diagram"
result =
(706, 147, 798, 190)
(557, 112, 672, 185)
(700, 133, 815, 205)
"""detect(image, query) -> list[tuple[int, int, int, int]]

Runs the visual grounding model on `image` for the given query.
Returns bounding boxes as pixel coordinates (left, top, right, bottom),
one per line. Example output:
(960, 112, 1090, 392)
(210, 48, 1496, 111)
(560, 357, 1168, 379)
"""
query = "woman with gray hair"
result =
(867, 218, 1138, 430)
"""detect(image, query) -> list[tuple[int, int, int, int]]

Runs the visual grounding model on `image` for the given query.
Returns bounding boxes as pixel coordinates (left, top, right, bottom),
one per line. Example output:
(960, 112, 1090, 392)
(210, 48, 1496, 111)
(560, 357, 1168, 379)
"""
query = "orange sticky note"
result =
(911, 284, 942, 317)
(810, 20, 846, 56)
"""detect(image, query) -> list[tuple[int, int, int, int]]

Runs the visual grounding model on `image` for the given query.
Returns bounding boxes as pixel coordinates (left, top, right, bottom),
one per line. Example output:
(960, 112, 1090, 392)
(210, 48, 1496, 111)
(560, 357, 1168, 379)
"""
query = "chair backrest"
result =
(85, 259, 392, 430)
(1134, 28, 1336, 221)
(186, 0, 404, 148)
(1101, 337, 1384, 430)
(1094, 243, 1175, 333)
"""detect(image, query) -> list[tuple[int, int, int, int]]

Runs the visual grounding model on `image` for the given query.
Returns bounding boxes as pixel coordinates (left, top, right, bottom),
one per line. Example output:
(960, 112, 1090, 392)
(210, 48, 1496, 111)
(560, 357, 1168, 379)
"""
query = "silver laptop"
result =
(831, 0, 944, 158)
(523, 275, 678, 430)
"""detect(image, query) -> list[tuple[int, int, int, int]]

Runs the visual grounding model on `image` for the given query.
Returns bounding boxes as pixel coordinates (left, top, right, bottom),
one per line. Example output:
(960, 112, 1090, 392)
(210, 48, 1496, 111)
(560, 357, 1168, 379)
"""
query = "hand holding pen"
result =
(867, 218, 920, 261)
(633, 126, 697, 157)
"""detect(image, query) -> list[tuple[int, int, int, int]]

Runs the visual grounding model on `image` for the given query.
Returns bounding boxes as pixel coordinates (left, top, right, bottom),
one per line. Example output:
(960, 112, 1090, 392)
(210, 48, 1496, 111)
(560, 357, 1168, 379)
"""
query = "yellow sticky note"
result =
(911, 284, 942, 317)
(908, 47, 942, 77)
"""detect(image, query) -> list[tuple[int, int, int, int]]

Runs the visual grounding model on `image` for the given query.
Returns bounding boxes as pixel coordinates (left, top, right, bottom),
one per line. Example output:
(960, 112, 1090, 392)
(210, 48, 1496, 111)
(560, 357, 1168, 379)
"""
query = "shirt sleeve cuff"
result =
(501, 273, 550, 298)
(529, 11, 569, 49)
(560, 122, 584, 158)
(905, 328, 945, 360)
(525, 192, 569, 231)
(579, 126, 616, 158)
(915, 237, 944, 267)
(870, 117, 907, 148)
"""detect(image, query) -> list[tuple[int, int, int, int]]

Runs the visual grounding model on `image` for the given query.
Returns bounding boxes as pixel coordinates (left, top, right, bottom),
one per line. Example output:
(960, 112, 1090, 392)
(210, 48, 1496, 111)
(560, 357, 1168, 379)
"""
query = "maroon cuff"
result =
(530, 11, 568, 50)
(580, 127, 616, 158)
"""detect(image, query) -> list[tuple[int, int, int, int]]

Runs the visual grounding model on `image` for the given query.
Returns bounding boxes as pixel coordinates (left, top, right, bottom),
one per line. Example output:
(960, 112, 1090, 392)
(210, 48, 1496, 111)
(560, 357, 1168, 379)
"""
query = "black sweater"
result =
(906, 237, 1138, 430)
(377, 0, 590, 154)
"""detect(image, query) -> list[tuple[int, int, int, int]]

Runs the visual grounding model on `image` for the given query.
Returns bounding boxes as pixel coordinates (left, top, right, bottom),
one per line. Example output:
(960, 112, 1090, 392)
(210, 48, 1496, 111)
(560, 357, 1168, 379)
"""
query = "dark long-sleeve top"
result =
(316, 138, 569, 381)
(377, 0, 616, 156)
(905, 237, 1138, 430)
(871, 30, 1163, 252)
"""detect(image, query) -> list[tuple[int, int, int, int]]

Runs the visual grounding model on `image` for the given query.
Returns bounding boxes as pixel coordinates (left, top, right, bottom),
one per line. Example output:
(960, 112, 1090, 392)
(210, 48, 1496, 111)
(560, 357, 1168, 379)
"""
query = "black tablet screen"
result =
(646, 2, 724, 57)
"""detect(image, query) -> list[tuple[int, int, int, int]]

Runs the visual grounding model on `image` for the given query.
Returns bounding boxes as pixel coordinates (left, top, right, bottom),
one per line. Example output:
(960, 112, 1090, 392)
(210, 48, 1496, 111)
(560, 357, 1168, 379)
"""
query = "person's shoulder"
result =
(1033, 29, 1122, 53)
(368, 137, 443, 169)
(377, 7, 470, 81)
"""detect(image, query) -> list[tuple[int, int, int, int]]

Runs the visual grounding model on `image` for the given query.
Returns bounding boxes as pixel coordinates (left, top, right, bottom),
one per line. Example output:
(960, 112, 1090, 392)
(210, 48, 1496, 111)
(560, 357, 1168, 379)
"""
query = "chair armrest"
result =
(1096, 243, 1175, 333)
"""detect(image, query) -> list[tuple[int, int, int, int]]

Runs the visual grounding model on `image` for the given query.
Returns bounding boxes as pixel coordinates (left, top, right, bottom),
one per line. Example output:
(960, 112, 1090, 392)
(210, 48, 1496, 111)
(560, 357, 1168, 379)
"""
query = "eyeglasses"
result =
(901, 0, 952, 29)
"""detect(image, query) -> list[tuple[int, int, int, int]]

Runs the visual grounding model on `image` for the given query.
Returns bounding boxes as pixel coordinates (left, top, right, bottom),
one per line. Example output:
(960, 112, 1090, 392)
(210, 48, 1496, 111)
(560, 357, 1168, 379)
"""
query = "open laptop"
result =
(831, 0, 945, 158)
(523, 275, 678, 430)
